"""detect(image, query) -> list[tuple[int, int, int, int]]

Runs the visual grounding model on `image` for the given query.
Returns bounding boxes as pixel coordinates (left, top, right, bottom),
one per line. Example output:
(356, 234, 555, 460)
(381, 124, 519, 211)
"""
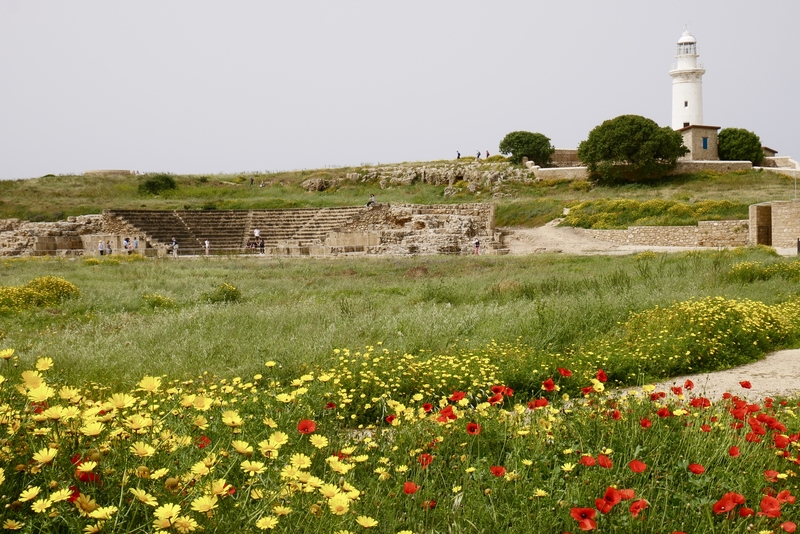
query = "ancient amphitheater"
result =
(0, 203, 504, 257)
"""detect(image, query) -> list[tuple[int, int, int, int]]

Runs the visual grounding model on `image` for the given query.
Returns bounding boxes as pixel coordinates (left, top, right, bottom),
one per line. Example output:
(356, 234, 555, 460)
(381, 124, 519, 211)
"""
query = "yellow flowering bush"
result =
(0, 276, 79, 312)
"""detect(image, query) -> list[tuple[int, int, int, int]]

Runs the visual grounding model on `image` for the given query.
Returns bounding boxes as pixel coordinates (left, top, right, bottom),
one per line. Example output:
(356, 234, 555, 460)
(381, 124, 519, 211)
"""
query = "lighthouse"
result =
(669, 30, 705, 130)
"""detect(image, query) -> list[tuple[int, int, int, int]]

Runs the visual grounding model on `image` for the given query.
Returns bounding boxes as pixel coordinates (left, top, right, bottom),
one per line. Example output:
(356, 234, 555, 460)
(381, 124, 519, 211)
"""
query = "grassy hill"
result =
(0, 161, 794, 227)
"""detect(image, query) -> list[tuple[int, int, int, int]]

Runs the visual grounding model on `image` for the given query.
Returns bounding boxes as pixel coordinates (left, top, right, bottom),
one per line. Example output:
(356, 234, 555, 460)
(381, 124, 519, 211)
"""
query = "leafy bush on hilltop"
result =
(562, 198, 748, 229)
(138, 173, 177, 195)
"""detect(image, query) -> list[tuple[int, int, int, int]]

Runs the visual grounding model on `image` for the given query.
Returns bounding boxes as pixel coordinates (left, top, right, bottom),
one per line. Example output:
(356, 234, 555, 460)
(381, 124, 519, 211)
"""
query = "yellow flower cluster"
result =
(0, 276, 79, 312)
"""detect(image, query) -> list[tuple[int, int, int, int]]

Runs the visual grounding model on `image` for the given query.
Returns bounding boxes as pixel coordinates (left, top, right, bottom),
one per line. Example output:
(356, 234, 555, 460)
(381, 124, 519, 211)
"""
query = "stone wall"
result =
(669, 160, 752, 174)
(575, 219, 749, 247)
(551, 149, 581, 167)
(766, 201, 800, 248)
(0, 215, 105, 256)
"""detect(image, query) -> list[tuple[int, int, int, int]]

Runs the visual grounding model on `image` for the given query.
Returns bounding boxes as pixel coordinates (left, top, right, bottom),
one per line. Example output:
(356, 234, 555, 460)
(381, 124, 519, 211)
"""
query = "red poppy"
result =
(765, 470, 780, 482)
(671, 386, 683, 396)
(640, 418, 652, 429)
(596, 487, 621, 514)
(657, 407, 671, 418)
(195, 435, 211, 449)
(689, 397, 711, 408)
(436, 406, 457, 423)
(596, 369, 607, 383)
(543, 377, 556, 392)
(629, 499, 648, 518)
(403, 481, 420, 495)
(490, 465, 506, 477)
(713, 492, 743, 514)
(777, 490, 796, 504)
(466, 422, 481, 435)
(781, 521, 797, 533)
(688, 463, 705, 474)
(490, 385, 513, 396)
(701, 424, 711, 432)
(580, 455, 596, 467)
(77, 471, 100, 484)
(774, 434, 791, 449)
(739, 507, 755, 517)
(650, 391, 666, 401)
(570, 508, 597, 531)
(488, 393, 504, 405)
(67, 485, 80, 503)
(758, 495, 781, 518)
(609, 409, 621, 420)
(385, 415, 396, 425)
(745, 432, 762, 443)
(297, 419, 316, 434)
(324, 402, 337, 410)
(628, 460, 647, 473)
(597, 454, 612, 469)
(581, 385, 595, 396)
(418, 453, 433, 468)
(684, 379, 694, 390)
(421, 500, 437, 510)
(618, 489, 635, 500)
(528, 398, 548, 409)
(422, 403, 433, 413)
(449, 391, 466, 402)
(739, 380, 752, 389)
(558, 367, 572, 377)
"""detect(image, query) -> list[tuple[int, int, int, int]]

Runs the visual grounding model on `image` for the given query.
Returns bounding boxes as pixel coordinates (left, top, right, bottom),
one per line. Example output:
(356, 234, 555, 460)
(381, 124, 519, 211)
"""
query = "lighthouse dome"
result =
(678, 30, 696, 44)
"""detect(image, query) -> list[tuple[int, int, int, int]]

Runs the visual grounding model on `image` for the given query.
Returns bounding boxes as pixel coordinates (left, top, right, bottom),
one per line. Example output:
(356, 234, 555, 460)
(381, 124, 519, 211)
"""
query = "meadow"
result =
(1, 247, 800, 532)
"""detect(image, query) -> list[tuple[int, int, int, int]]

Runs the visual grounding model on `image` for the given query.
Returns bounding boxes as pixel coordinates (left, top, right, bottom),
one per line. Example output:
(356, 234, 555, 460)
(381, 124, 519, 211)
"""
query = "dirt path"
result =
(645, 349, 800, 401)
(501, 221, 796, 256)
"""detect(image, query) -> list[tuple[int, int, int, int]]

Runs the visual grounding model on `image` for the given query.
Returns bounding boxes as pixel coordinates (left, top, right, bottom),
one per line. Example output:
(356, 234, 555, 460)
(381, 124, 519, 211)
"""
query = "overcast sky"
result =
(1, 1, 798, 180)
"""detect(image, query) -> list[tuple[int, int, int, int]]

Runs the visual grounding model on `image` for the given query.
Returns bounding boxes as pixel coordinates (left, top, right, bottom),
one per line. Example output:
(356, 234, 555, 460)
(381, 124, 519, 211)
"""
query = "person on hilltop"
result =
(366, 194, 376, 207)
(486, 150, 490, 158)
(475, 150, 481, 161)
(457, 150, 461, 159)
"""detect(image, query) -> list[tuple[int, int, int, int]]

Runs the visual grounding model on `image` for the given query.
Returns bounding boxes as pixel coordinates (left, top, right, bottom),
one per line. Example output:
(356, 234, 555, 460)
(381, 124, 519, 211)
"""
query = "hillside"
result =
(0, 161, 794, 227)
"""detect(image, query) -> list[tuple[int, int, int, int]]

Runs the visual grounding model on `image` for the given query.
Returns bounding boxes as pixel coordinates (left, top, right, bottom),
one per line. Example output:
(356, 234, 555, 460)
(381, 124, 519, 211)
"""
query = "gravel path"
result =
(646, 349, 800, 401)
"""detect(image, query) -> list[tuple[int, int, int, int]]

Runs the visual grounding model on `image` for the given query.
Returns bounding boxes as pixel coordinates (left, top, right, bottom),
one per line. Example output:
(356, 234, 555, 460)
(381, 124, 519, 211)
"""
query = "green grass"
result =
(0, 166, 793, 226)
(562, 198, 750, 229)
(2, 246, 798, 391)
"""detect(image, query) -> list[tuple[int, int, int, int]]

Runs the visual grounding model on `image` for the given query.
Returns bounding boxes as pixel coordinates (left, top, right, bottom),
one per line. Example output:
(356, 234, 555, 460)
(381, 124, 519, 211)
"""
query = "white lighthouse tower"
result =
(669, 30, 705, 130)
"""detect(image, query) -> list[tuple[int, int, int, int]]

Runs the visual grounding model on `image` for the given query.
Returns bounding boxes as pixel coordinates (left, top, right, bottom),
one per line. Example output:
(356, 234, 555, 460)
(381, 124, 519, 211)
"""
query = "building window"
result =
(684, 101, 688, 107)
(684, 122, 690, 127)
(702, 137, 708, 149)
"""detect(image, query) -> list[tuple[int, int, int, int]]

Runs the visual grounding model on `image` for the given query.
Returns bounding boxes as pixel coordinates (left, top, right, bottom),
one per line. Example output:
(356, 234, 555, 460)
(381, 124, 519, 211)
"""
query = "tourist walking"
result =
(457, 150, 461, 159)
(106, 240, 112, 255)
(366, 194, 376, 207)
(259, 238, 265, 255)
(133, 237, 139, 251)
(474, 237, 480, 255)
(171, 237, 178, 257)
(98, 241, 104, 256)
(254, 228, 260, 238)
(204, 239, 210, 256)
(486, 150, 490, 158)
(475, 150, 481, 161)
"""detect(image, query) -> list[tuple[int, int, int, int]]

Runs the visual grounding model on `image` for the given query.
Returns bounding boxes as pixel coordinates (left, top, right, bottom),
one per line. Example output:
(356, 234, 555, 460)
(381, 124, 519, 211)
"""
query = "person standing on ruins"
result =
(254, 228, 260, 238)
(366, 194, 376, 207)
(474, 237, 480, 255)
(476, 150, 481, 161)
(106, 240, 113, 255)
(171, 237, 178, 257)
(204, 239, 210, 256)
(98, 240, 104, 256)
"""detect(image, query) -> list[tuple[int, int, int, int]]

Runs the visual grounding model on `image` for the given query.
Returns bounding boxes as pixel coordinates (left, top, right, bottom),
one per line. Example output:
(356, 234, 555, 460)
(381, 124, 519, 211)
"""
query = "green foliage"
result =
(484, 154, 508, 163)
(204, 282, 242, 303)
(728, 259, 800, 284)
(562, 198, 748, 229)
(577, 115, 689, 182)
(142, 293, 177, 309)
(498, 131, 555, 166)
(718, 127, 764, 165)
(138, 173, 177, 195)
(0, 276, 79, 312)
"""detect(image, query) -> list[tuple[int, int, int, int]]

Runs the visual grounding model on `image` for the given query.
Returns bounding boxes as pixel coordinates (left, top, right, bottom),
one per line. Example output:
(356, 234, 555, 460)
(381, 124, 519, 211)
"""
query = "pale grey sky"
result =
(1, 1, 798, 180)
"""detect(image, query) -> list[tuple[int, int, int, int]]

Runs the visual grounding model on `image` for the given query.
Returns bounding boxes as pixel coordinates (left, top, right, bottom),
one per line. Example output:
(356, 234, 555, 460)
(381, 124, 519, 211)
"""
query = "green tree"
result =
(498, 131, 555, 166)
(718, 127, 764, 165)
(577, 115, 688, 183)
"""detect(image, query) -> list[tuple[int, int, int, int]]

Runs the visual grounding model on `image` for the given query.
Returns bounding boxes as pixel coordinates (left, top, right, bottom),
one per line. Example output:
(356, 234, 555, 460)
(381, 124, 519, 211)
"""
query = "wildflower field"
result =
(1, 248, 800, 532)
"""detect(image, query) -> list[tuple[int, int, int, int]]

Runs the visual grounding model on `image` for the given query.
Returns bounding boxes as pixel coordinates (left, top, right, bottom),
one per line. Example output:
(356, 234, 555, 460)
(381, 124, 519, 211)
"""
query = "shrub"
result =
(577, 115, 688, 182)
(142, 293, 177, 309)
(718, 127, 764, 165)
(0, 276, 79, 312)
(138, 174, 177, 195)
(205, 283, 242, 303)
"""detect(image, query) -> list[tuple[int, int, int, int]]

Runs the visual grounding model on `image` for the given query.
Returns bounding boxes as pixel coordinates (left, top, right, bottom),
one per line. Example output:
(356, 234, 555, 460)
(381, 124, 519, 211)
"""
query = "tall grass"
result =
(1, 247, 795, 390)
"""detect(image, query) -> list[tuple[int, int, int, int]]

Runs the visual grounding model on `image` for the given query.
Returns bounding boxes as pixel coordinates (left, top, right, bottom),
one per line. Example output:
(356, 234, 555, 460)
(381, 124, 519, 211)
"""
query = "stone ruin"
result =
(0, 203, 505, 257)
